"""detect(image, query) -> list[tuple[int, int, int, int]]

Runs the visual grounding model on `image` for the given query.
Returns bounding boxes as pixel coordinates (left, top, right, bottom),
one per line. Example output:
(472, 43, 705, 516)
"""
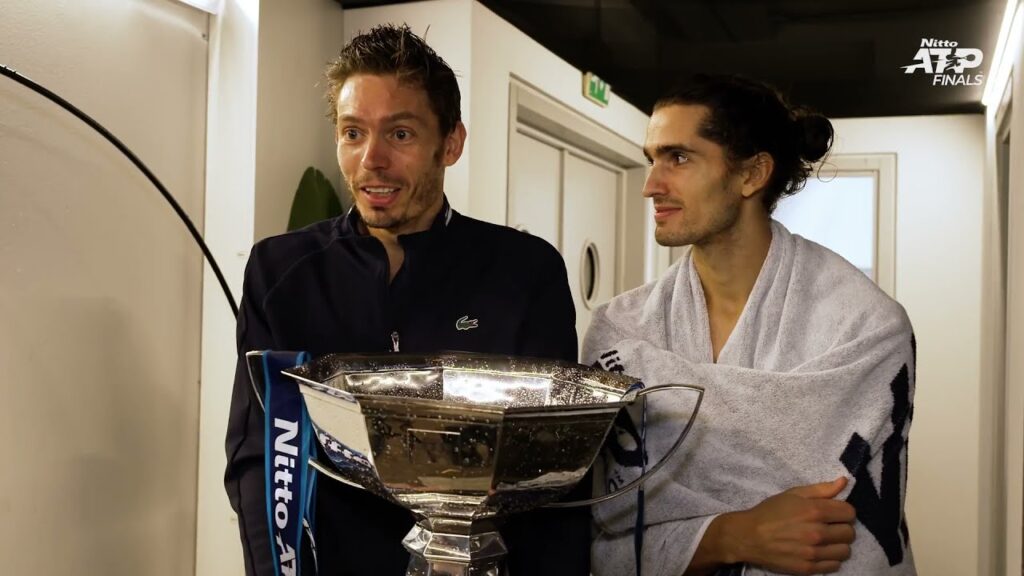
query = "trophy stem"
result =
(402, 517, 508, 576)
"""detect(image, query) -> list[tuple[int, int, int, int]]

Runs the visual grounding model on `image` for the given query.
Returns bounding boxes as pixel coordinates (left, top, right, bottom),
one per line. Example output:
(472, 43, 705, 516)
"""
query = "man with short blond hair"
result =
(226, 24, 589, 576)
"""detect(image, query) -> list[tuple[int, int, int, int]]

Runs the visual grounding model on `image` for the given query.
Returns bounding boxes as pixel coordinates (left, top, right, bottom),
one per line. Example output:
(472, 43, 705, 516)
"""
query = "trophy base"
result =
(402, 518, 508, 576)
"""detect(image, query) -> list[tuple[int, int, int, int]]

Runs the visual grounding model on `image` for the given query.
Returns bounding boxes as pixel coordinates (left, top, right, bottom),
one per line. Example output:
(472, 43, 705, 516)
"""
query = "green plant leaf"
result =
(288, 166, 343, 231)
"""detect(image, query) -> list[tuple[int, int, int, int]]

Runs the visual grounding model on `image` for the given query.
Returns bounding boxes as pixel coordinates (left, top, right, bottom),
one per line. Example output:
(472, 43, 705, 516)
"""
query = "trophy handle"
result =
(308, 457, 369, 490)
(546, 383, 704, 508)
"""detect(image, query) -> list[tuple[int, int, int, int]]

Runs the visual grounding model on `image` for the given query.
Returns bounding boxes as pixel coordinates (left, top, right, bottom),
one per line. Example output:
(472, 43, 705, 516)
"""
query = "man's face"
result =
(335, 74, 464, 235)
(642, 104, 745, 247)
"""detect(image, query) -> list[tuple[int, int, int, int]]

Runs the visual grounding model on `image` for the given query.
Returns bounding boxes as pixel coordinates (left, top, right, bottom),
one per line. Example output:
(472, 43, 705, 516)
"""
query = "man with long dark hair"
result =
(586, 75, 916, 575)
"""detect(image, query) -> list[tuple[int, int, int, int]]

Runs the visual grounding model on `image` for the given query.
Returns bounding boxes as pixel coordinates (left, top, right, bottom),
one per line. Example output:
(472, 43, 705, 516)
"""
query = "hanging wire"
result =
(0, 63, 239, 317)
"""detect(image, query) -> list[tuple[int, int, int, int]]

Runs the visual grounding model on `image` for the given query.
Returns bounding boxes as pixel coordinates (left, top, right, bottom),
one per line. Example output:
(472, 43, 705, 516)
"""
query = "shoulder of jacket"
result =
(252, 218, 337, 258)
(450, 212, 561, 262)
(245, 218, 341, 289)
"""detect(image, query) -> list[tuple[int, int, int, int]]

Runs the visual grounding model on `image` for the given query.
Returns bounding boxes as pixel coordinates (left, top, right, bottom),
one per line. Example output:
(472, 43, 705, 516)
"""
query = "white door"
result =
(772, 154, 897, 296)
(507, 127, 622, 355)
(563, 154, 619, 346)
(774, 175, 877, 277)
(508, 130, 561, 249)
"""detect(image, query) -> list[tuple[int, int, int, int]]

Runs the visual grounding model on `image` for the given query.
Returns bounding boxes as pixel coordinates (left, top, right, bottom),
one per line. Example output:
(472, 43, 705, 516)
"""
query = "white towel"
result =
(583, 221, 916, 576)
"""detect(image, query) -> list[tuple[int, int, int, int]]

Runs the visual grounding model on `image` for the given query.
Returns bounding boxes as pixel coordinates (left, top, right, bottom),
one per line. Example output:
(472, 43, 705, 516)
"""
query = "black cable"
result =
(0, 63, 239, 317)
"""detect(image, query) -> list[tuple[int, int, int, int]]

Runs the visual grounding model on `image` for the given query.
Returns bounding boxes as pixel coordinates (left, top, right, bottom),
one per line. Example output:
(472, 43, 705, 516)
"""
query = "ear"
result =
(739, 152, 774, 199)
(441, 122, 467, 167)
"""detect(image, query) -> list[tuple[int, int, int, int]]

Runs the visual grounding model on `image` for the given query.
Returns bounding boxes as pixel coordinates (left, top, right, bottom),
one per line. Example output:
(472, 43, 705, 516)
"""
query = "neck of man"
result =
(363, 193, 445, 282)
(691, 204, 773, 355)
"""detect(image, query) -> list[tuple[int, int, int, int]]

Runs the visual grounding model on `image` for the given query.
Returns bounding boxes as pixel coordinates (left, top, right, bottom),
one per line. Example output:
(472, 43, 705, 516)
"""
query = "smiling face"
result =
(642, 104, 748, 247)
(335, 74, 465, 236)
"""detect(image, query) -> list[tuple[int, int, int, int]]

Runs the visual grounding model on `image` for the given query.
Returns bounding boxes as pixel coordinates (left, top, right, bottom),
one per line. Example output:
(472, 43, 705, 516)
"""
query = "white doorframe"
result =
(992, 69, 1024, 576)
(507, 80, 648, 292)
(513, 122, 625, 283)
(814, 154, 898, 297)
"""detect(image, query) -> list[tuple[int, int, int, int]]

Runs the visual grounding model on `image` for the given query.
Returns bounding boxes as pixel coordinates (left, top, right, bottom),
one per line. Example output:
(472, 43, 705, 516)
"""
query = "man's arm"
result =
(502, 241, 589, 575)
(690, 329, 914, 576)
(514, 243, 578, 362)
(224, 260, 276, 576)
(686, 477, 856, 576)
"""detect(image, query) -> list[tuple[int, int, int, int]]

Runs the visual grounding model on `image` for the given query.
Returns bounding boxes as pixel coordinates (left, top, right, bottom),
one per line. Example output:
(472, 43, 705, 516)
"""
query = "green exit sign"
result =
(583, 72, 610, 107)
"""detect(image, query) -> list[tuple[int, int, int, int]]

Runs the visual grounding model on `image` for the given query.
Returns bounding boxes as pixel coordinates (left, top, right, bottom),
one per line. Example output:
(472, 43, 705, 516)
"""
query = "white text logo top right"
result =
(902, 39, 985, 86)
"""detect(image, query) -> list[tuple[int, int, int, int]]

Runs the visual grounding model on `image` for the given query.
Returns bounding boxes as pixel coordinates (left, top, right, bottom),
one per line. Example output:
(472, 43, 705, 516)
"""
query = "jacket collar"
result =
(337, 195, 453, 239)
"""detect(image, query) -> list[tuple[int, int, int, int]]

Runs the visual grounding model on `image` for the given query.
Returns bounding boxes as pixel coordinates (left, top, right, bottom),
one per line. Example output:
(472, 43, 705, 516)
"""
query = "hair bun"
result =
(794, 113, 833, 162)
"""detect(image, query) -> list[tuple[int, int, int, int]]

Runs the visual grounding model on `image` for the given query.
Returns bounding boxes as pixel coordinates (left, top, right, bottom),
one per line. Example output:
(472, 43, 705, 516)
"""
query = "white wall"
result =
(195, 1, 258, 574)
(0, 1, 208, 573)
(466, 1, 649, 225)
(343, 0, 649, 224)
(195, 2, 347, 575)
(831, 115, 987, 576)
(254, 0, 345, 242)
(1000, 38, 1024, 576)
(983, 2, 1024, 573)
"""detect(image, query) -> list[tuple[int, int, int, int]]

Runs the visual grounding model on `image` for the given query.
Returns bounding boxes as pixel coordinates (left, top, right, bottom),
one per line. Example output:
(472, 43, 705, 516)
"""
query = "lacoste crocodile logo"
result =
(456, 315, 479, 331)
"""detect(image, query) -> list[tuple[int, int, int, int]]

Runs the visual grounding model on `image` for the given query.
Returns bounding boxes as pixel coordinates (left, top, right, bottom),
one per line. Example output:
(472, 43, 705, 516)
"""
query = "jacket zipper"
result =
(391, 330, 400, 352)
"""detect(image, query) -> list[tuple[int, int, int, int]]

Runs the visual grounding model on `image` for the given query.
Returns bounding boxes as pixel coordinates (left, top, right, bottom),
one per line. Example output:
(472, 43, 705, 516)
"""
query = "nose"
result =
(642, 165, 665, 199)
(360, 134, 390, 171)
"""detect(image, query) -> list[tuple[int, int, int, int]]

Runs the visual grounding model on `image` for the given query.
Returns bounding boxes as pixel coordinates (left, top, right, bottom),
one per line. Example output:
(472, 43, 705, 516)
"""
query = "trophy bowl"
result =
(247, 351, 702, 576)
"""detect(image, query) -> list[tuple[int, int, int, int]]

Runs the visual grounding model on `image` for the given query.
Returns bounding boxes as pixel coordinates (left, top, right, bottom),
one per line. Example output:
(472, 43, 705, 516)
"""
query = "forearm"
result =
(684, 512, 743, 575)
(225, 413, 275, 576)
(225, 348, 275, 575)
(517, 261, 578, 362)
(227, 462, 274, 576)
(687, 479, 858, 576)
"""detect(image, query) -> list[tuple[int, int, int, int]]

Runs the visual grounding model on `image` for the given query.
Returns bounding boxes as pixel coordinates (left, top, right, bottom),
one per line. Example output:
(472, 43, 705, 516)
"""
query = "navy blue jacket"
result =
(225, 201, 589, 575)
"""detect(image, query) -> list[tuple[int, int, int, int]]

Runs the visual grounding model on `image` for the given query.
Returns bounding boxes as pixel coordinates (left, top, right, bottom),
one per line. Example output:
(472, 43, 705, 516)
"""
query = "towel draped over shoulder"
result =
(583, 222, 917, 576)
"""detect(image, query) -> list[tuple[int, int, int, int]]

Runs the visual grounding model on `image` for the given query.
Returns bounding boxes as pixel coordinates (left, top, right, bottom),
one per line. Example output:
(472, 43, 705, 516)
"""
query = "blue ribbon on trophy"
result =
(261, 350, 318, 576)
(627, 380, 648, 576)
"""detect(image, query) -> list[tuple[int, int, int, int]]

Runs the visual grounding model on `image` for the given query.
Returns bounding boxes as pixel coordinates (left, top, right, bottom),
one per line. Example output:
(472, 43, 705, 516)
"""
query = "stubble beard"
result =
(348, 156, 445, 233)
(655, 181, 742, 248)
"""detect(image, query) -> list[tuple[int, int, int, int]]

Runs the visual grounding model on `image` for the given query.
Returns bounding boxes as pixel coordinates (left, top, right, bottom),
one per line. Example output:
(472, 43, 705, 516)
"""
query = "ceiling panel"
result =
(338, 0, 1005, 117)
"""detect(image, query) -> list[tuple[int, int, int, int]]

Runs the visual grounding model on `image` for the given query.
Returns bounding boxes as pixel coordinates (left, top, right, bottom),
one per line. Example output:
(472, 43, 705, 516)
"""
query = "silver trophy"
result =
(248, 352, 702, 576)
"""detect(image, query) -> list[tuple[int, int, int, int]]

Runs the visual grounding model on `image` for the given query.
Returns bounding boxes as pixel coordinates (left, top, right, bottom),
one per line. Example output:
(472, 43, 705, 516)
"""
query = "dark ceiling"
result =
(341, 0, 1006, 118)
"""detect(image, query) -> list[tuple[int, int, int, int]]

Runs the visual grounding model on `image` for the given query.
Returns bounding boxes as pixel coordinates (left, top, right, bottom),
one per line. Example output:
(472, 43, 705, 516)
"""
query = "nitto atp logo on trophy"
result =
(902, 38, 985, 86)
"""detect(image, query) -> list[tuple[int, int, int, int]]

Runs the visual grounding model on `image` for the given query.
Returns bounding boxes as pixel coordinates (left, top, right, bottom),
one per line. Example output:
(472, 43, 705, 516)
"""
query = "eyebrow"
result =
(643, 143, 700, 161)
(338, 112, 426, 125)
